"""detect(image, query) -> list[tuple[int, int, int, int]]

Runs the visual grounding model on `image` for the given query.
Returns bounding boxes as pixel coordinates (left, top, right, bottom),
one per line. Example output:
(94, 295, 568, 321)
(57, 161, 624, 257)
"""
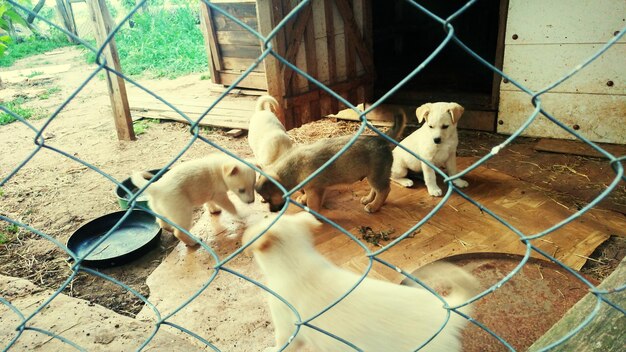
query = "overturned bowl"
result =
(115, 168, 168, 210)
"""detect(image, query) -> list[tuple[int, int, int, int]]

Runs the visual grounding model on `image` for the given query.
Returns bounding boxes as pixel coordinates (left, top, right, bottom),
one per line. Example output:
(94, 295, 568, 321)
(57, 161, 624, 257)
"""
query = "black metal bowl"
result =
(115, 168, 168, 210)
(67, 210, 161, 268)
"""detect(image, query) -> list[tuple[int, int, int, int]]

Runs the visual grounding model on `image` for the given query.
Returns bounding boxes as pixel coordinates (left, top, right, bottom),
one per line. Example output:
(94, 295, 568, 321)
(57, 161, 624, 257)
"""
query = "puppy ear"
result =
(415, 103, 432, 123)
(293, 212, 322, 231)
(223, 163, 239, 177)
(447, 103, 464, 124)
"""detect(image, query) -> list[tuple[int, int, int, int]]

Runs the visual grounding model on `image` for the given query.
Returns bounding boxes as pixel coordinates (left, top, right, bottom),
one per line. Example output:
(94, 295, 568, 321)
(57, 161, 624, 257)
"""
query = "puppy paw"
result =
(206, 204, 222, 214)
(364, 203, 380, 213)
(427, 187, 443, 197)
(392, 178, 414, 188)
(453, 179, 469, 188)
(360, 195, 374, 205)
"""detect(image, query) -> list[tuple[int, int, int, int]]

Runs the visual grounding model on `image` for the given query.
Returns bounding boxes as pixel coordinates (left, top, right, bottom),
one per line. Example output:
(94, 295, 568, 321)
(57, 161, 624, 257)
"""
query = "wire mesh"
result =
(1, 0, 625, 351)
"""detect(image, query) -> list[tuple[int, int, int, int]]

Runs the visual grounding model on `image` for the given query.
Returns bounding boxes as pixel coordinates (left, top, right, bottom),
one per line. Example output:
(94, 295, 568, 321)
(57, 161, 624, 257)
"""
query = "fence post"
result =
(86, 0, 136, 141)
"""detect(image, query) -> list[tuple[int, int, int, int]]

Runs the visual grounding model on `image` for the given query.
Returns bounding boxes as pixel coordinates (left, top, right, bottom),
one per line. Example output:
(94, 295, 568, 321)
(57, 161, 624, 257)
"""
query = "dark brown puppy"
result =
(256, 111, 406, 213)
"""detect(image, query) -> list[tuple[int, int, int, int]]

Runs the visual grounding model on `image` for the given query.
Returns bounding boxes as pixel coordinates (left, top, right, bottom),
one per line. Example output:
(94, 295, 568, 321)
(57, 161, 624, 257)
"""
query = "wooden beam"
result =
(334, 0, 375, 76)
(281, 3, 313, 88)
(323, 0, 338, 114)
(284, 76, 371, 108)
(199, 1, 222, 83)
(86, 0, 135, 141)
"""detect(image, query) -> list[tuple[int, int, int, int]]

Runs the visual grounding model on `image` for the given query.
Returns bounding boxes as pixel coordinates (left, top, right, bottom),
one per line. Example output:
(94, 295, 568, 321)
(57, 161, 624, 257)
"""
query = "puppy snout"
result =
(433, 137, 441, 144)
(269, 203, 284, 212)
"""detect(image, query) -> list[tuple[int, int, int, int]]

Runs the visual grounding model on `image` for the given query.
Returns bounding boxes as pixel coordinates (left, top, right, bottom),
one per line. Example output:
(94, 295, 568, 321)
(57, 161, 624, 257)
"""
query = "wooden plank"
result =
(338, 0, 356, 104)
(199, 1, 222, 84)
(216, 30, 260, 46)
(528, 258, 626, 351)
(505, 0, 626, 45)
(304, 11, 321, 124)
(284, 76, 371, 108)
(534, 138, 626, 159)
(214, 71, 268, 90)
(212, 13, 258, 31)
(219, 44, 262, 59)
(86, 0, 135, 141)
(501, 43, 626, 95)
(256, 0, 287, 124)
(210, 2, 257, 19)
(489, 0, 509, 109)
(221, 57, 261, 71)
(498, 90, 626, 144)
(335, 0, 374, 76)
(323, 0, 338, 115)
(281, 3, 313, 88)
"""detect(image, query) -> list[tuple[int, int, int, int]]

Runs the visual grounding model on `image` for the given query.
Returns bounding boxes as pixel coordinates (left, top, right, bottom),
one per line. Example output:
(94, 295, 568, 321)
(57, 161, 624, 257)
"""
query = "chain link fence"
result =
(1, 0, 625, 351)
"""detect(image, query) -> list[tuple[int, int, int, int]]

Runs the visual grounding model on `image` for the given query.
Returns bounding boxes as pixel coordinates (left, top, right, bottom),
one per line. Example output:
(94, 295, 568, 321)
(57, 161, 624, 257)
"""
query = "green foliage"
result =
(0, 96, 38, 125)
(133, 118, 158, 135)
(86, 6, 206, 78)
(0, 223, 19, 244)
(39, 86, 61, 100)
(0, 0, 33, 56)
(25, 69, 42, 78)
(0, 33, 72, 67)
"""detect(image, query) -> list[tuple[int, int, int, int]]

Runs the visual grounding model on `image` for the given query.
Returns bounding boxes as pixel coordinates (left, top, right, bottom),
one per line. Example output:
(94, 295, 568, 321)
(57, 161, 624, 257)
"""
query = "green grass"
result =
(0, 97, 41, 125)
(25, 70, 44, 78)
(0, 34, 72, 68)
(0, 224, 19, 245)
(86, 6, 207, 79)
(39, 86, 62, 100)
(133, 118, 158, 135)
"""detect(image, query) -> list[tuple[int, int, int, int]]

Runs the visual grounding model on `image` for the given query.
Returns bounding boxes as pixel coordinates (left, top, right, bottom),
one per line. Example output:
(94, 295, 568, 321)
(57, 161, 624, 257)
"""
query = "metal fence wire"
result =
(1, 0, 625, 351)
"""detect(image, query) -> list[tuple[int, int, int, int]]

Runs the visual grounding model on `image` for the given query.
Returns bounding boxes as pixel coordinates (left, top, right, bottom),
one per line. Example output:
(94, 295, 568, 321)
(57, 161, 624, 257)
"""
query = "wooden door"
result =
(257, 0, 374, 129)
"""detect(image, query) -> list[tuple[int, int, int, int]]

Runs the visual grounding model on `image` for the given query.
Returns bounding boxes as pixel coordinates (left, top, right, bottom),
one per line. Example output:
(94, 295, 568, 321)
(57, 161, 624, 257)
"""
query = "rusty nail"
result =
(607, 80, 614, 87)
(503, 78, 509, 84)
(498, 120, 504, 125)
(512, 34, 519, 40)
(573, 124, 580, 130)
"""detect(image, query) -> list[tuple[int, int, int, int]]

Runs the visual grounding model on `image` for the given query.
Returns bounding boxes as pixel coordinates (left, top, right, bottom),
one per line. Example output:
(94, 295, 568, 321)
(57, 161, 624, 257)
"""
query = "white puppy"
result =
(391, 102, 469, 196)
(131, 154, 256, 247)
(248, 95, 293, 167)
(244, 213, 478, 351)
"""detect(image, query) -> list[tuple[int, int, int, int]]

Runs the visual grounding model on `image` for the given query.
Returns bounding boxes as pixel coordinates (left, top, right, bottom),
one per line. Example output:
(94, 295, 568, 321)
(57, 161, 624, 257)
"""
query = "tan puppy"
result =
(244, 213, 478, 351)
(391, 102, 469, 196)
(255, 111, 406, 213)
(131, 154, 256, 246)
(248, 95, 293, 167)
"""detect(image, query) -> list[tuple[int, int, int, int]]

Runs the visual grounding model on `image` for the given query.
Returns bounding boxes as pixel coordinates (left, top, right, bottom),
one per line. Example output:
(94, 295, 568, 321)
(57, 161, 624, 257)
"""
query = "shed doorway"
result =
(372, 0, 507, 130)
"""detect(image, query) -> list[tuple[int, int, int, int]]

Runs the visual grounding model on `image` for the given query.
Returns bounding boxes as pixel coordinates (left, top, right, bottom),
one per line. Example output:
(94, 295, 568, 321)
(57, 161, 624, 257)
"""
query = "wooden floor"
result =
(287, 162, 626, 283)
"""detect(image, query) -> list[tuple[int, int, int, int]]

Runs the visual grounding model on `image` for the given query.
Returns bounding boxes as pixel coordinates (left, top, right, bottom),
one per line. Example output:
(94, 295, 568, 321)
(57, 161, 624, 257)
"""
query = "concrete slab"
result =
(0, 274, 201, 351)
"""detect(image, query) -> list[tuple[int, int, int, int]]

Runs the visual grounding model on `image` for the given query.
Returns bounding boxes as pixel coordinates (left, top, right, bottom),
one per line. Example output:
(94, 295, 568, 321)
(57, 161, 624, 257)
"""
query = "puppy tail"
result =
(255, 95, 280, 113)
(404, 262, 480, 316)
(130, 171, 155, 189)
(384, 108, 407, 143)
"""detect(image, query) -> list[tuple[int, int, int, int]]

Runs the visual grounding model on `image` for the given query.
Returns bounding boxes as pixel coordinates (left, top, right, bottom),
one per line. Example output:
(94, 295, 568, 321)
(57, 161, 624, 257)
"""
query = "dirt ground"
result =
(1, 45, 625, 336)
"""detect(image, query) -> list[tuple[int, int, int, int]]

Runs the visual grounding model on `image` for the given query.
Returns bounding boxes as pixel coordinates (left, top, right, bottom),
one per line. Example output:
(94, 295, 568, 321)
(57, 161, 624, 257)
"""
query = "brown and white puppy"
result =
(248, 95, 294, 168)
(391, 102, 469, 196)
(244, 212, 478, 351)
(255, 111, 406, 213)
(131, 154, 256, 246)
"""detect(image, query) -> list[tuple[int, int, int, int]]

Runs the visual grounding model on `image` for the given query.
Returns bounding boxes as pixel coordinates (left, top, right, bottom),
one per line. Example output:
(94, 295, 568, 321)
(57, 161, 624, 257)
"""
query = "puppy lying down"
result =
(255, 111, 406, 213)
(131, 154, 256, 246)
(244, 213, 479, 351)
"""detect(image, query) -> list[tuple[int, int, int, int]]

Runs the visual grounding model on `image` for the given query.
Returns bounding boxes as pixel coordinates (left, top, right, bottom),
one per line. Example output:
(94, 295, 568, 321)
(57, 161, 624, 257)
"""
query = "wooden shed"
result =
(199, 0, 625, 144)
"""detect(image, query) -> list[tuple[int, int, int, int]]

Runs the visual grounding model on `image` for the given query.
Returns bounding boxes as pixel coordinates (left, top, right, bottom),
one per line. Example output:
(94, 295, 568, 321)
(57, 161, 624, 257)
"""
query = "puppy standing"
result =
(255, 111, 406, 213)
(131, 154, 256, 247)
(244, 213, 478, 351)
(391, 102, 469, 196)
(248, 95, 294, 167)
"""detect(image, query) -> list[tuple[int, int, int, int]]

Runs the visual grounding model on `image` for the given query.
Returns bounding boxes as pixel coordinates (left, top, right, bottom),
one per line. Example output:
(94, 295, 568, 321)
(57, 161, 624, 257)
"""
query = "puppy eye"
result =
(429, 125, 434, 129)
(442, 125, 449, 129)
(238, 188, 245, 193)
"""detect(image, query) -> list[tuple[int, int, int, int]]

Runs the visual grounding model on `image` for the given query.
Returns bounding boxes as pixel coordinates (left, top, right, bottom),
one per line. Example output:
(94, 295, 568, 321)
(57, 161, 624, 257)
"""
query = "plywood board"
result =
(307, 164, 623, 283)
(506, 0, 626, 45)
(497, 90, 626, 144)
(501, 43, 626, 94)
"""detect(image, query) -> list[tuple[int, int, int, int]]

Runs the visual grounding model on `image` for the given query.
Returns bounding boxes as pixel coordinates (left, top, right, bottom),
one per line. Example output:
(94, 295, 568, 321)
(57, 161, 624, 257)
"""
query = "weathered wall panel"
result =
(499, 90, 626, 144)
(499, 0, 626, 143)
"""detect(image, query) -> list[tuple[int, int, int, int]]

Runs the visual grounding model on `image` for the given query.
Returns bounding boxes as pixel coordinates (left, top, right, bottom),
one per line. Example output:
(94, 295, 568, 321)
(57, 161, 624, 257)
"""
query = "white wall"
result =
(498, 0, 626, 144)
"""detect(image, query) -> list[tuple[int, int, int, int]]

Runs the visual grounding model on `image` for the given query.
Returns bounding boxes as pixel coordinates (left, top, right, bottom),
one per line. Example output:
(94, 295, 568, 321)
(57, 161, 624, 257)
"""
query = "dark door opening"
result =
(373, 0, 506, 115)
